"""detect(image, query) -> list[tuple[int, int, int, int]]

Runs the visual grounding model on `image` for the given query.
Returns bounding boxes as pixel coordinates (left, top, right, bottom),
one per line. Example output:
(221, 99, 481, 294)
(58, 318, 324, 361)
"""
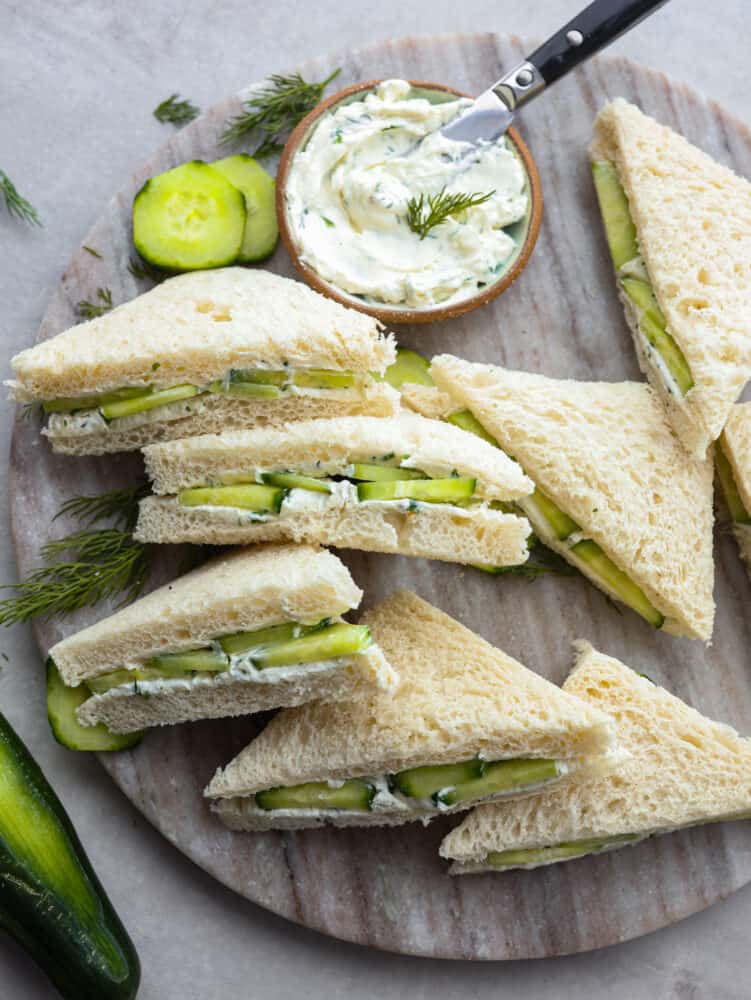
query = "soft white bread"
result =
(721, 401, 751, 514)
(428, 355, 716, 640)
(206, 591, 618, 830)
(591, 99, 751, 458)
(51, 544, 363, 685)
(43, 381, 399, 456)
(76, 644, 394, 734)
(442, 643, 751, 869)
(8, 268, 395, 401)
(142, 412, 533, 500)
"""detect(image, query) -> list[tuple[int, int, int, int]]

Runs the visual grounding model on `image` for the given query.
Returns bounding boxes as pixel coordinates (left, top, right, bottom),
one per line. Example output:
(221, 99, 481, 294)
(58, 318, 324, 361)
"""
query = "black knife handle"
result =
(529, 0, 669, 87)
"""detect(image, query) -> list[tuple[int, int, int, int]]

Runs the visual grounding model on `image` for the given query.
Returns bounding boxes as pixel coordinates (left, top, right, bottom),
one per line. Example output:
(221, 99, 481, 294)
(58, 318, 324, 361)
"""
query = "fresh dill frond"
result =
(477, 543, 579, 581)
(0, 170, 42, 227)
(406, 186, 495, 240)
(128, 254, 165, 283)
(82, 245, 102, 258)
(20, 402, 39, 422)
(153, 93, 200, 125)
(77, 287, 113, 319)
(0, 483, 153, 626)
(220, 68, 341, 155)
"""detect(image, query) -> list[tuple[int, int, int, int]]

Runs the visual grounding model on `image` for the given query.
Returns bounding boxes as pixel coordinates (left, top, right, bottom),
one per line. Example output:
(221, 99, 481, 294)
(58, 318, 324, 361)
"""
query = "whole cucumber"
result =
(0, 711, 140, 999)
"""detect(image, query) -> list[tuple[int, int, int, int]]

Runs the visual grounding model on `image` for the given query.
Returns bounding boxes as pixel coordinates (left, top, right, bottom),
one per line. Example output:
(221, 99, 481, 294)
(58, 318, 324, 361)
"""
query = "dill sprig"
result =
(82, 245, 102, 258)
(128, 254, 165, 283)
(406, 186, 495, 240)
(220, 68, 341, 156)
(77, 287, 113, 319)
(0, 484, 153, 626)
(0, 170, 42, 227)
(477, 542, 579, 581)
(153, 93, 200, 125)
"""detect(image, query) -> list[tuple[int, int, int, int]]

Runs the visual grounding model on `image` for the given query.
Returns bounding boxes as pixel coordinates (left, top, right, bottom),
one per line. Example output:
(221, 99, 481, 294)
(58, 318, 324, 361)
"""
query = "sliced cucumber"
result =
(261, 472, 331, 493)
(383, 347, 434, 388)
(357, 477, 476, 504)
(487, 834, 641, 869)
(716, 440, 751, 524)
(291, 369, 356, 389)
(46, 659, 142, 751)
(519, 488, 580, 541)
(147, 648, 228, 673)
(208, 379, 282, 399)
(350, 463, 427, 482)
(178, 483, 285, 513)
(570, 539, 665, 628)
(621, 277, 694, 395)
(255, 779, 375, 812)
(228, 369, 288, 386)
(446, 409, 500, 447)
(85, 668, 145, 695)
(437, 758, 559, 807)
(592, 161, 639, 270)
(392, 759, 483, 799)
(133, 160, 246, 271)
(251, 622, 371, 669)
(100, 384, 200, 420)
(218, 621, 321, 656)
(210, 154, 279, 263)
(43, 387, 148, 414)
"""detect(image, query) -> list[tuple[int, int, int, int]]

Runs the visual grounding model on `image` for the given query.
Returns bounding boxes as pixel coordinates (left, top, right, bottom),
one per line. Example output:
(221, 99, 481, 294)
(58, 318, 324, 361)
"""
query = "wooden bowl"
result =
(276, 79, 543, 325)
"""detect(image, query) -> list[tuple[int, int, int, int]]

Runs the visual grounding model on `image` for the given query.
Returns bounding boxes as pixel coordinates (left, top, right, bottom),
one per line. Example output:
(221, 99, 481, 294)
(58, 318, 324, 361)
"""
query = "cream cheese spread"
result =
(285, 78, 529, 308)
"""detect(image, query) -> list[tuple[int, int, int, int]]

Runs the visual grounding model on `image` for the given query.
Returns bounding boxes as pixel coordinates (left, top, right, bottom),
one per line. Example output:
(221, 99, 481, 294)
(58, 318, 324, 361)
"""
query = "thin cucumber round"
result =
(350, 463, 427, 482)
(262, 472, 332, 493)
(251, 623, 371, 669)
(210, 154, 279, 263)
(46, 660, 142, 752)
(256, 779, 374, 812)
(133, 161, 246, 271)
(357, 477, 476, 504)
(383, 347, 434, 388)
(219, 621, 320, 656)
(147, 648, 229, 673)
(177, 483, 285, 513)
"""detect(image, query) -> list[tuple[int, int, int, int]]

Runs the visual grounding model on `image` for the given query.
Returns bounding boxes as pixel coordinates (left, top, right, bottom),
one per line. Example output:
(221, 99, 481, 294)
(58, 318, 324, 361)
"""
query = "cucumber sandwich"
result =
(403, 354, 715, 640)
(442, 643, 751, 873)
(134, 412, 535, 569)
(48, 544, 396, 737)
(205, 592, 621, 831)
(716, 401, 751, 576)
(591, 98, 751, 459)
(7, 268, 399, 455)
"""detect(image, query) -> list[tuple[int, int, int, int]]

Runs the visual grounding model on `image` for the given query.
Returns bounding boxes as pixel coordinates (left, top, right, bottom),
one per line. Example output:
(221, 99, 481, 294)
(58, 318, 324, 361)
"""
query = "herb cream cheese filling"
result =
(285, 78, 529, 308)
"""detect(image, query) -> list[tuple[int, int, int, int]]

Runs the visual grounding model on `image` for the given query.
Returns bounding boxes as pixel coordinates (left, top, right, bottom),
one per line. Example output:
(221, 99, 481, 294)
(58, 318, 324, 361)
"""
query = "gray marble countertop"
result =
(0, 2, 748, 997)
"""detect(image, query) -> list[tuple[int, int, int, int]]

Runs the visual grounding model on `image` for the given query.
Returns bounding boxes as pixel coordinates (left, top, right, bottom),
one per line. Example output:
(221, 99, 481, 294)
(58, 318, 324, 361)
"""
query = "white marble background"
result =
(0, 1, 748, 997)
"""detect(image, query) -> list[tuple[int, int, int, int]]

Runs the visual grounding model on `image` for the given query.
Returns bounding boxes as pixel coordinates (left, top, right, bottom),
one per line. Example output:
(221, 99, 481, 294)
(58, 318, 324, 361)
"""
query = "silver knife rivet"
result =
(516, 68, 534, 87)
(566, 29, 584, 46)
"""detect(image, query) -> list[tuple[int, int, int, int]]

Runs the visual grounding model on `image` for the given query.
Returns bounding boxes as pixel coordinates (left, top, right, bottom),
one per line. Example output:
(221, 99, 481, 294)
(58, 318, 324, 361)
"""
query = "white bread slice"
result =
(52, 543, 365, 684)
(591, 99, 751, 458)
(442, 642, 751, 870)
(205, 591, 618, 831)
(9, 268, 395, 401)
(428, 355, 715, 640)
(43, 381, 398, 456)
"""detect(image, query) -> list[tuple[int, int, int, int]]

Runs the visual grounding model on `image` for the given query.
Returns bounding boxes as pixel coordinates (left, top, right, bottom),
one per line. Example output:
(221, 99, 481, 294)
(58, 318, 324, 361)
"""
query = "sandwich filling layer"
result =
(76, 618, 373, 721)
(716, 438, 751, 526)
(592, 162, 694, 399)
(445, 410, 665, 628)
(42, 366, 376, 440)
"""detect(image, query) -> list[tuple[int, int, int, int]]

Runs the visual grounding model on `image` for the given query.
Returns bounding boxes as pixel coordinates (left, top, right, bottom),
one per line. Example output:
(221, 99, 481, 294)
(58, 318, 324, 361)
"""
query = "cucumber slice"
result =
(392, 759, 483, 799)
(133, 160, 246, 271)
(46, 659, 142, 751)
(486, 834, 641, 869)
(218, 621, 322, 656)
(437, 758, 559, 807)
(147, 648, 229, 673)
(210, 154, 279, 263)
(621, 277, 694, 395)
(100, 384, 200, 420)
(383, 347, 434, 388)
(43, 387, 148, 414)
(350, 463, 427, 482)
(255, 779, 375, 812)
(208, 379, 282, 399)
(251, 622, 371, 669)
(261, 472, 331, 493)
(446, 409, 500, 447)
(592, 161, 639, 270)
(716, 440, 751, 524)
(178, 483, 285, 513)
(291, 369, 356, 389)
(570, 539, 665, 628)
(519, 488, 580, 541)
(85, 668, 144, 695)
(357, 477, 476, 504)
(227, 369, 289, 386)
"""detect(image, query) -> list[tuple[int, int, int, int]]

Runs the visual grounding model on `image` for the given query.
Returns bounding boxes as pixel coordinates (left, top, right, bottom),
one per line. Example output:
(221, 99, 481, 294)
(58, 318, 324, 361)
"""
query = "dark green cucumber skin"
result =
(0, 713, 140, 999)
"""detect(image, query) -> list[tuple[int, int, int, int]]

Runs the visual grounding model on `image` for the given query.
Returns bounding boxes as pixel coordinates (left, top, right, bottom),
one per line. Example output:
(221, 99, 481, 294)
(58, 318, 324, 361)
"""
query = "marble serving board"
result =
(9, 32, 751, 960)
